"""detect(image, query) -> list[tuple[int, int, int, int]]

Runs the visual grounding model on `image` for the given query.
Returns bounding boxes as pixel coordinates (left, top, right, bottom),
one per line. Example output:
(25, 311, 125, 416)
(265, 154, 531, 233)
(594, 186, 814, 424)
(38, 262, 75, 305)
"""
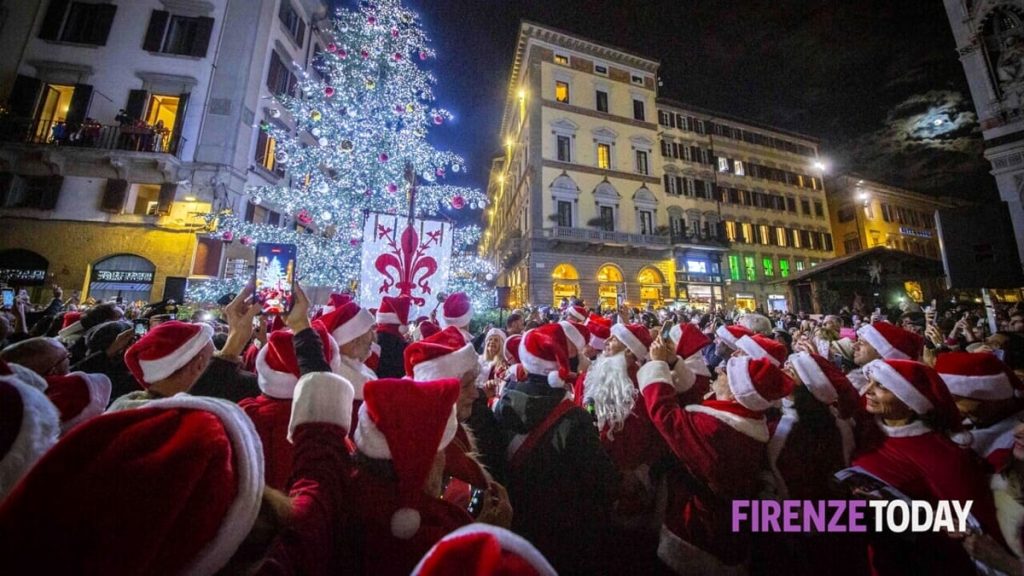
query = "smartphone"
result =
(254, 242, 297, 315)
(1, 288, 13, 308)
(661, 320, 675, 341)
(441, 475, 486, 519)
(133, 318, 149, 337)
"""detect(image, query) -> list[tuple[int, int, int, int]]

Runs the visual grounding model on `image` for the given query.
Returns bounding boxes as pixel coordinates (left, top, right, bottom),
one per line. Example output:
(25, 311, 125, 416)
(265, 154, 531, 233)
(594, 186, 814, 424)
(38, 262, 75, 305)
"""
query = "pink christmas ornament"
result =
(326, 43, 337, 53)
(296, 210, 313, 225)
(221, 231, 234, 242)
(338, 49, 348, 59)
(368, 16, 377, 25)
(433, 114, 443, 125)
(387, 183, 398, 193)
(324, 86, 335, 97)
(379, 152, 389, 162)
(241, 236, 253, 246)
(451, 195, 465, 210)
(393, 52, 403, 61)
(435, 167, 445, 178)
(419, 51, 428, 61)
(391, 28, 399, 38)
(360, 49, 369, 59)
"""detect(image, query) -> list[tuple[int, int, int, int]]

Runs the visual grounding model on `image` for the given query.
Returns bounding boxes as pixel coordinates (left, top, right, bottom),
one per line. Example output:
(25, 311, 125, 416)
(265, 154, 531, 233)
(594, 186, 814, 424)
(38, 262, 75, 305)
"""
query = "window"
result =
(728, 255, 741, 281)
(718, 156, 730, 172)
(791, 229, 802, 248)
(40, 1, 117, 46)
(740, 222, 753, 244)
(255, 128, 283, 176)
(724, 221, 737, 241)
(776, 227, 787, 247)
(594, 63, 608, 75)
(844, 237, 861, 254)
(687, 260, 708, 274)
(734, 161, 745, 176)
(639, 210, 654, 235)
(556, 135, 571, 162)
(837, 205, 855, 223)
(758, 224, 770, 245)
(666, 175, 679, 195)
(786, 197, 797, 213)
(823, 233, 834, 252)
(633, 99, 646, 121)
(245, 201, 268, 223)
(814, 201, 824, 218)
(795, 260, 805, 272)
(554, 53, 569, 65)
(779, 259, 790, 278)
(267, 51, 298, 97)
(557, 200, 573, 227)
(881, 203, 894, 222)
(596, 143, 611, 169)
(763, 258, 775, 277)
(631, 74, 644, 85)
(635, 150, 649, 175)
(278, 1, 306, 45)
(744, 256, 757, 281)
(599, 205, 615, 231)
(801, 199, 811, 215)
(596, 90, 608, 113)
(143, 11, 214, 57)
(555, 81, 569, 103)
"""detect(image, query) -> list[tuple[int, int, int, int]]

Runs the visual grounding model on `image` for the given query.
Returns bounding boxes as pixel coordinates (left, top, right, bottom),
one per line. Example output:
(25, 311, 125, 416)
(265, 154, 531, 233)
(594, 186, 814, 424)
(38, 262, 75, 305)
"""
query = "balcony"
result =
(542, 226, 671, 248)
(670, 232, 731, 250)
(0, 117, 186, 158)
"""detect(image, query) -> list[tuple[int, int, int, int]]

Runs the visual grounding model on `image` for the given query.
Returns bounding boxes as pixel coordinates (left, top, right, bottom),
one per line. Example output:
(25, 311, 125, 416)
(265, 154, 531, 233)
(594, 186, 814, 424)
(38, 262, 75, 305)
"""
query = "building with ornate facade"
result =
(481, 21, 834, 313)
(0, 0, 327, 302)
(944, 0, 1024, 270)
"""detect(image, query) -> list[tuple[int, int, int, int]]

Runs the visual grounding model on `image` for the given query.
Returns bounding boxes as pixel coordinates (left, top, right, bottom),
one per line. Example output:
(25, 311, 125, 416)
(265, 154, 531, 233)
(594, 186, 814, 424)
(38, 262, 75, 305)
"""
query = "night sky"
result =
(336, 0, 997, 217)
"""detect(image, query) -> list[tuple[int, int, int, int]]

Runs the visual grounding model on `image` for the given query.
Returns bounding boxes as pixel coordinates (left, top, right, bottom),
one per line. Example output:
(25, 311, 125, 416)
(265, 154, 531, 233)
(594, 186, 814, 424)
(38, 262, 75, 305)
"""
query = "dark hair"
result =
(791, 385, 835, 430)
(506, 313, 523, 328)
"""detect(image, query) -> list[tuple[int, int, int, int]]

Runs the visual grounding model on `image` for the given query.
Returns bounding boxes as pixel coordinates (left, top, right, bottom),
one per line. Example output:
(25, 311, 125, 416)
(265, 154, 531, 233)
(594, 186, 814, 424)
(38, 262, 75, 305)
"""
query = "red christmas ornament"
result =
(379, 152, 389, 162)
(419, 51, 428, 61)
(338, 49, 348, 59)
(221, 231, 234, 242)
(324, 86, 335, 97)
(296, 210, 313, 225)
(387, 183, 398, 193)
(240, 236, 253, 246)
(393, 52, 403, 61)
(368, 16, 377, 25)
(391, 27, 399, 38)
(433, 114, 443, 125)
(360, 49, 369, 59)
(326, 43, 337, 53)
(349, 238, 360, 246)
(451, 195, 465, 210)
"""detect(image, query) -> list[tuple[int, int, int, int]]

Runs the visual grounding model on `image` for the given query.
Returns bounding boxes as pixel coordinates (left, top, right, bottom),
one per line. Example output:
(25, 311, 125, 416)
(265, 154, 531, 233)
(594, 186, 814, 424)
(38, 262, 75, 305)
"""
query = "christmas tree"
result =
(191, 0, 489, 302)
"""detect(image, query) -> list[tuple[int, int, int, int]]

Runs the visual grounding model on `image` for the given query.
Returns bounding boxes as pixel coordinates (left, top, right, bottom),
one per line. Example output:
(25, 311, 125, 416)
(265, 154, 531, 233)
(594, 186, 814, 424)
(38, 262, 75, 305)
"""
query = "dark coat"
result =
(191, 356, 261, 402)
(374, 330, 407, 379)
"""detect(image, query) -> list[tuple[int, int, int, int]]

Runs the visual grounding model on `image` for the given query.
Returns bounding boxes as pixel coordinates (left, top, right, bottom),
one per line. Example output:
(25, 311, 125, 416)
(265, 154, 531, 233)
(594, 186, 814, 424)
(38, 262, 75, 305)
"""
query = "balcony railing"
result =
(543, 226, 671, 248)
(0, 117, 186, 158)
(670, 232, 731, 248)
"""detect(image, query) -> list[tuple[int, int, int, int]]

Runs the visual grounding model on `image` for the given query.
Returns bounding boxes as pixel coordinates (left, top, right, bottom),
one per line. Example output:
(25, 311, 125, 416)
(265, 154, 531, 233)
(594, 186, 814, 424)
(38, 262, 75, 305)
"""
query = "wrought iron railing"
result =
(0, 116, 185, 158)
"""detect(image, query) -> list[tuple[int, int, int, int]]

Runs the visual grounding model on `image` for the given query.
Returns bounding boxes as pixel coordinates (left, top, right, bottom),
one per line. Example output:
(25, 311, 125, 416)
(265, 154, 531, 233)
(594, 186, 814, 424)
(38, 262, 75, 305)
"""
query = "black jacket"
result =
(374, 330, 407, 379)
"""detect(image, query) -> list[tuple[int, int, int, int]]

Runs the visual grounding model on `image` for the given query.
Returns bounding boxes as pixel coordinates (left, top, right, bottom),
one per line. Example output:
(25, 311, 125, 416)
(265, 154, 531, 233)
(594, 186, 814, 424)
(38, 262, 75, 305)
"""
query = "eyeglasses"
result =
(44, 352, 70, 375)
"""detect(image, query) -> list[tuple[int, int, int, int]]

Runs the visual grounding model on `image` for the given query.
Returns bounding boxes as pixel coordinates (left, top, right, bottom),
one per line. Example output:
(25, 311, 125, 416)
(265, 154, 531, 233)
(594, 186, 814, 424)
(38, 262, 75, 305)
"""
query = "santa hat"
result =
(317, 301, 375, 347)
(863, 359, 963, 431)
(43, 372, 112, 434)
(322, 292, 353, 314)
(518, 326, 572, 388)
(558, 321, 590, 352)
(611, 323, 653, 361)
(726, 356, 795, 412)
(935, 351, 1022, 401)
(674, 323, 711, 359)
(585, 314, 611, 350)
(124, 321, 214, 387)
(61, 311, 82, 329)
(405, 326, 479, 381)
(788, 352, 860, 419)
(0, 376, 60, 500)
(0, 395, 264, 575)
(735, 334, 788, 366)
(716, 324, 754, 349)
(418, 320, 441, 339)
(352, 378, 459, 539)
(484, 328, 508, 350)
(564, 305, 587, 323)
(412, 523, 558, 576)
(5, 361, 47, 392)
(377, 296, 412, 335)
(56, 311, 84, 340)
(256, 326, 341, 399)
(504, 335, 522, 364)
(441, 292, 473, 329)
(857, 321, 924, 361)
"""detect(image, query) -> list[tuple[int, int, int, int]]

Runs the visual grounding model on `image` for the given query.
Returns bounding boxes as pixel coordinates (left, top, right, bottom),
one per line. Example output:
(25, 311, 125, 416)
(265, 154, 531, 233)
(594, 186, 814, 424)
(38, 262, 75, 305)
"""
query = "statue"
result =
(997, 35, 1024, 85)
(866, 260, 883, 285)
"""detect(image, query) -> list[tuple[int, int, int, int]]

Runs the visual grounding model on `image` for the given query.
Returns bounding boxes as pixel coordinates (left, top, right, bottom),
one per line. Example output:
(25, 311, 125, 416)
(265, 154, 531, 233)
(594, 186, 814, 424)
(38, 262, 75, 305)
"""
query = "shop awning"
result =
(0, 249, 49, 285)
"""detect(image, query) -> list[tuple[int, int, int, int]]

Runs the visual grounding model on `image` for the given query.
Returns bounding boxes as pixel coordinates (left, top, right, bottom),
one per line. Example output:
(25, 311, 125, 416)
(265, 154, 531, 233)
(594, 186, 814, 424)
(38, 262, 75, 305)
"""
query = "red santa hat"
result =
(0, 395, 264, 575)
(611, 323, 653, 361)
(124, 321, 214, 387)
(716, 324, 754, 349)
(504, 334, 522, 364)
(857, 321, 924, 361)
(518, 326, 572, 388)
(788, 351, 860, 419)
(43, 371, 111, 434)
(61, 311, 82, 329)
(56, 311, 84, 340)
(318, 292, 353, 317)
(674, 323, 712, 359)
(564, 305, 587, 323)
(863, 359, 962, 430)
(558, 320, 590, 352)
(412, 523, 558, 576)
(405, 326, 480, 381)
(376, 295, 413, 335)
(352, 377, 460, 539)
(316, 301, 375, 347)
(418, 320, 441, 339)
(935, 351, 1022, 401)
(441, 292, 473, 329)
(726, 356, 796, 412)
(255, 326, 341, 399)
(0, 375, 60, 499)
(585, 314, 611, 349)
(735, 334, 788, 367)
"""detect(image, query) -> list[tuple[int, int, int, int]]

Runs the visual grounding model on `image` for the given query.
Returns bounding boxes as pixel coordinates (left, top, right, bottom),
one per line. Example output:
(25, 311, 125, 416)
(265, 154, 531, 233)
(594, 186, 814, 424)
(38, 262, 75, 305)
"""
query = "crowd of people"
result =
(1, 282, 1024, 575)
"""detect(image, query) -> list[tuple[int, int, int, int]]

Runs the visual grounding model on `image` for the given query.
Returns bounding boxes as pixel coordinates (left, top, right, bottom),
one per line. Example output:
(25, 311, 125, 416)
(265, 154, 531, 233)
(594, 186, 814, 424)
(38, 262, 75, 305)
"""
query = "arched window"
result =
(633, 186, 658, 235)
(550, 174, 579, 228)
(637, 266, 665, 307)
(596, 263, 624, 309)
(667, 206, 685, 237)
(592, 182, 620, 231)
(551, 263, 580, 306)
(88, 253, 156, 303)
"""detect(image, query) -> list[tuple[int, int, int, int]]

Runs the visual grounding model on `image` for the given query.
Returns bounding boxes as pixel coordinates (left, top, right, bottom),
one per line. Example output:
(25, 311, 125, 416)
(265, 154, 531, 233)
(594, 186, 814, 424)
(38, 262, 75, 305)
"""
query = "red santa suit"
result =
(637, 356, 794, 573)
(316, 301, 377, 432)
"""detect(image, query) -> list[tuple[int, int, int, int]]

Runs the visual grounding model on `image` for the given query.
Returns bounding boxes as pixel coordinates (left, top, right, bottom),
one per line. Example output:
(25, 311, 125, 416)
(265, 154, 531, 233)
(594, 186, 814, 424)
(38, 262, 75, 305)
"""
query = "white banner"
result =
(360, 213, 453, 320)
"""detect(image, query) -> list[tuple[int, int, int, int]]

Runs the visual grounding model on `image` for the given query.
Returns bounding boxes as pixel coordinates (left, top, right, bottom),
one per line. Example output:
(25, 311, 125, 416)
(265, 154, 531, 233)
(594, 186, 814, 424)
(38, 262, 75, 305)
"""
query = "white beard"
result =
(583, 351, 637, 439)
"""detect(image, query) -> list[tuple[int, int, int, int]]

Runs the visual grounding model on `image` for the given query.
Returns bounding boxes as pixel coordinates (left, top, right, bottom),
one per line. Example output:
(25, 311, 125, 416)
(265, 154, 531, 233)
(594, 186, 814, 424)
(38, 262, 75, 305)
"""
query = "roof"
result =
(657, 97, 820, 145)
(776, 246, 944, 284)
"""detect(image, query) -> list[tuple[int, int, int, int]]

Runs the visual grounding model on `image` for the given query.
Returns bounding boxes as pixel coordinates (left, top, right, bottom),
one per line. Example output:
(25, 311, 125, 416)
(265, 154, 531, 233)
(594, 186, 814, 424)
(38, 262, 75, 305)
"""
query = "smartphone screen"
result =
(661, 320, 675, 341)
(133, 319, 148, 337)
(1, 289, 13, 308)
(254, 242, 297, 315)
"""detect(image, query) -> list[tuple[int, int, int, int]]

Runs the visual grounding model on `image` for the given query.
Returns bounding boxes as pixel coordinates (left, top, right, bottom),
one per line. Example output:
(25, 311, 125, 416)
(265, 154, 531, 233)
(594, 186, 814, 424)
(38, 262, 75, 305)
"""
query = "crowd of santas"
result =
(1, 285, 1024, 575)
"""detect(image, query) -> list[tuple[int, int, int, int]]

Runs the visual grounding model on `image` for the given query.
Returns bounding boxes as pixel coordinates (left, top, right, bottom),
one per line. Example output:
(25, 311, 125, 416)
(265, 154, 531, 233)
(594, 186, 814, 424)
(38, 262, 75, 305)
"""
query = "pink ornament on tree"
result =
(296, 210, 313, 225)
(433, 114, 444, 125)
(221, 231, 234, 242)
(391, 27, 399, 38)
(451, 195, 465, 210)
(326, 43, 337, 53)
(324, 86, 335, 97)
(435, 167, 445, 178)
(350, 238, 360, 246)
(240, 236, 253, 246)
(360, 49, 369, 59)
(338, 49, 348, 59)
(379, 152, 389, 162)
(367, 16, 377, 25)
(419, 51, 428, 61)
(393, 52, 403, 61)
(387, 183, 398, 193)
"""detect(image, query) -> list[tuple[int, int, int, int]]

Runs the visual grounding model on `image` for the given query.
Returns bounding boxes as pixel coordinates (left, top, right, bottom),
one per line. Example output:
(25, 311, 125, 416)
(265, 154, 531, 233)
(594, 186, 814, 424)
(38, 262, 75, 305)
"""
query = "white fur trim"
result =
(685, 403, 770, 442)
(0, 380, 60, 500)
(326, 334, 342, 374)
(8, 363, 47, 392)
(336, 355, 376, 400)
(138, 323, 214, 384)
(735, 335, 779, 366)
(875, 416, 932, 437)
(413, 343, 479, 381)
(255, 345, 299, 399)
(57, 320, 83, 340)
(332, 307, 375, 347)
(767, 408, 797, 499)
(857, 324, 910, 360)
(726, 356, 771, 412)
(589, 335, 606, 350)
(558, 321, 585, 351)
(518, 338, 559, 383)
(411, 523, 558, 576)
(863, 360, 933, 415)
(672, 361, 697, 393)
(353, 403, 458, 459)
(442, 309, 473, 329)
(287, 372, 355, 441)
(566, 307, 587, 323)
(147, 394, 264, 576)
(59, 372, 112, 434)
(392, 507, 421, 539)
(716, 325, 739, 348)
(789, 352, 838, 405)
(375, 311, 400, 325)
(685, 353, 711, 378)
(637, 360, 676, 393)
(938, 372, 1013, 401)
(970, 409, 1024, 458)
(611, 324, 648, 361)
(657, 523, 747, 575)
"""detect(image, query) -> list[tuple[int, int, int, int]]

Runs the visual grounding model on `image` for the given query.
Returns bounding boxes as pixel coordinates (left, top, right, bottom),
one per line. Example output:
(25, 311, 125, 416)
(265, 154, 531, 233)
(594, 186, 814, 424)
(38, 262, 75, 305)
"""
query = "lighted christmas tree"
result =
(191, 0, 487, 302)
